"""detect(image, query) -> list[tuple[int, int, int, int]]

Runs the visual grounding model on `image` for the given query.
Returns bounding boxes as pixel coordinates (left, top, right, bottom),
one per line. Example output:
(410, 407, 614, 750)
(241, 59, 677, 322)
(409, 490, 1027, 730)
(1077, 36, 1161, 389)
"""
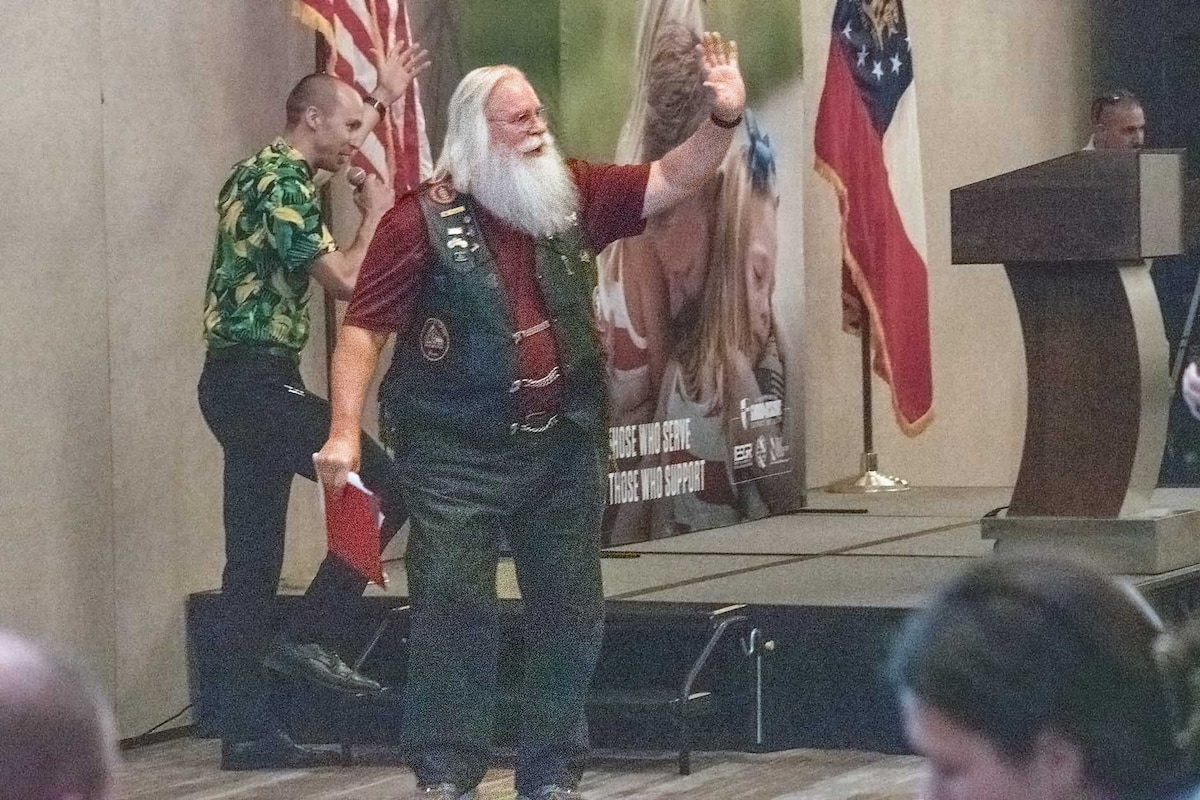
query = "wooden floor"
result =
(116, 738, 923, 800)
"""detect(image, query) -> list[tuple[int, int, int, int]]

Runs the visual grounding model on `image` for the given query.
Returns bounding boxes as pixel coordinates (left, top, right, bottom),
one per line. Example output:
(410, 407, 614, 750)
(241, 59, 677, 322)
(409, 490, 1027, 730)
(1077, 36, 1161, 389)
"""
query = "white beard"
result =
(470, 134, 580, 238)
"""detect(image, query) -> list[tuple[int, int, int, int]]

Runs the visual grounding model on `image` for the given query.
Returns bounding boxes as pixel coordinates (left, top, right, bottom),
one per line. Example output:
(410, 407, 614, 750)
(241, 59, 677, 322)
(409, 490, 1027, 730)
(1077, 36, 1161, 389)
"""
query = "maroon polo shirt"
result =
(345, 160, 650, 417)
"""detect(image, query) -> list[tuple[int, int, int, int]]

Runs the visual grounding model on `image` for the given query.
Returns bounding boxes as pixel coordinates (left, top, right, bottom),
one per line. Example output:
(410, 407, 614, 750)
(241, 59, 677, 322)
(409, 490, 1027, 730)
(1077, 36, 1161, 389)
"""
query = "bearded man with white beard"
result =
(314, 32, 745, 800)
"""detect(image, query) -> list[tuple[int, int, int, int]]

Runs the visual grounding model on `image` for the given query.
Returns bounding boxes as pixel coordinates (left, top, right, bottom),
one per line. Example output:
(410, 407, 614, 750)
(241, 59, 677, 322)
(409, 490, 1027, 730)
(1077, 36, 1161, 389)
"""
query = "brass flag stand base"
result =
(825, 328, 911, 495)
(826, 452, 910, 494)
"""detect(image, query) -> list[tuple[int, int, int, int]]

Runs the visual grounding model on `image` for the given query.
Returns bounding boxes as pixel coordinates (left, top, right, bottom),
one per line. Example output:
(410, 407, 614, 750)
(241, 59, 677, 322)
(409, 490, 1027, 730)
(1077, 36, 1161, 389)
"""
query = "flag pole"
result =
(314, 33, 339, 390)
(826, 323, 910, 493)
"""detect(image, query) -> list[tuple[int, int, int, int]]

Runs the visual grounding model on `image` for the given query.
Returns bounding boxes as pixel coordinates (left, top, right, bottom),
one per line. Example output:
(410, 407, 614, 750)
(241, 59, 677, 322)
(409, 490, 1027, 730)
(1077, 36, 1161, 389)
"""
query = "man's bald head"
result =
(283, 73, 365, 173)
(285, 73, 352, 128)
(0, 632, 117, 800)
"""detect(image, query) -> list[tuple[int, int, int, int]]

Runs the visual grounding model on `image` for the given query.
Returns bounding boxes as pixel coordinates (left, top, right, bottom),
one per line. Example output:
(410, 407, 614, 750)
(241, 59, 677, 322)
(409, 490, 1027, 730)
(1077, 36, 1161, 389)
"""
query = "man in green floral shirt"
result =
(197, 44, 428, 770)
(202, 138, 340, 352)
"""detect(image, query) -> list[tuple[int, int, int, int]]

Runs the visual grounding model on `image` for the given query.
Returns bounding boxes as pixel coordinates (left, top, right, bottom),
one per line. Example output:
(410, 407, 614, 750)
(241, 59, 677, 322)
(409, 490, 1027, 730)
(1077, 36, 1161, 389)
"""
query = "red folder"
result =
(321, 472, 386, 588)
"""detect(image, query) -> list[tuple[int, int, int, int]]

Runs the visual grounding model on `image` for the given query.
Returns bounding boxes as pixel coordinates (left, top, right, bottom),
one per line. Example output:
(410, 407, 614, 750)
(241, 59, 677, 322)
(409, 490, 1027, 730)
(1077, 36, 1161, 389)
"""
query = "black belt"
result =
(206, 344, 300, 363)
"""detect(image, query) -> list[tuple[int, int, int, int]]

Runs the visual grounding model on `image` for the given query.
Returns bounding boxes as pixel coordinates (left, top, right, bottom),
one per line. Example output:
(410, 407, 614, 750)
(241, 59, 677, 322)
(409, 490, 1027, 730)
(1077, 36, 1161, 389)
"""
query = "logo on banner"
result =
(739, 396, 783, 430)
(755, 435, 769, 469)
(420, 318, 450, 362)
(730, 402, 792, 484)
(770, 434, 788, 464)
(733, 442, 754, 469)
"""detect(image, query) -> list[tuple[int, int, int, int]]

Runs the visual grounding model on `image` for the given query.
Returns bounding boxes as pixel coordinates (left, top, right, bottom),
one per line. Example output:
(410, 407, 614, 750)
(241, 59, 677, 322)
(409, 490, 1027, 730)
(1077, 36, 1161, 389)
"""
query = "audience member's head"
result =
(1091, 90, 1146, 150)
(0, 631, 118, 800)
(889, 556, 1184, 800)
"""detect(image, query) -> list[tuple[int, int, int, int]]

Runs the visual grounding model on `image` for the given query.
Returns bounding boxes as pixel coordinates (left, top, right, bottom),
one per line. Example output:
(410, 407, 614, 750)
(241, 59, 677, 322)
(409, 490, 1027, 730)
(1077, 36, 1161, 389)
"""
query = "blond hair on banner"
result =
(679, 130, 778, 406)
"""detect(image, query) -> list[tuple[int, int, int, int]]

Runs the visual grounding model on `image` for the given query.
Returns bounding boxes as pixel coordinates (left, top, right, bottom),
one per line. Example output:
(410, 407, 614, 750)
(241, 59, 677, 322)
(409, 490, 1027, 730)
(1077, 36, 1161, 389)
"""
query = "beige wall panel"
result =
(98, 1, 323, 735)
(802, 0, 1095, 488)
(0, 1, 118, 691)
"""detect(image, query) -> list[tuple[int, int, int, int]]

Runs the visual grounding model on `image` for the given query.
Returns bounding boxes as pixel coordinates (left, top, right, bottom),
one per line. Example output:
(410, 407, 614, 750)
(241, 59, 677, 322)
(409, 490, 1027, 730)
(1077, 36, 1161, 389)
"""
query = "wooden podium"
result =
(951, 149, 1200, 573)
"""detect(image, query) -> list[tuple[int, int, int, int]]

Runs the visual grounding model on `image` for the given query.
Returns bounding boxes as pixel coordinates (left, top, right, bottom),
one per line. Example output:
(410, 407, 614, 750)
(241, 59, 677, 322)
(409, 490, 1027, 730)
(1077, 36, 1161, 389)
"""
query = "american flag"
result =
(814, 0, 932, 435)
(292, 0, 431, 192)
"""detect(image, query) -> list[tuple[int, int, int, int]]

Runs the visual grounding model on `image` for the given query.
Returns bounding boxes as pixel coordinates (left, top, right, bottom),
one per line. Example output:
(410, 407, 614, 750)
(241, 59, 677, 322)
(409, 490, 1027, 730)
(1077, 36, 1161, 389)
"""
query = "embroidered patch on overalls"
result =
(420, 318, 451, 362)
(430, 182, 457, 206)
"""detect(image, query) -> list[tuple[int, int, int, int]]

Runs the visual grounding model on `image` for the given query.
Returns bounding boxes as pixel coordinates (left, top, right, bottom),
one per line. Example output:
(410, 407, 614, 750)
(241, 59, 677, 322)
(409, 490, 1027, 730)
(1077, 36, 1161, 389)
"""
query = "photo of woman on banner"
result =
(595, 0, 794, 541)
(653, 115, 792, 536)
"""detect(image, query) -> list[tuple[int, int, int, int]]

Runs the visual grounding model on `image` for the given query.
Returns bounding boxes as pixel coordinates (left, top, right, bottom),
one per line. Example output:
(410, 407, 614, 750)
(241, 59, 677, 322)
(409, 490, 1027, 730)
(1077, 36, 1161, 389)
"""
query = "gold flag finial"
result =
(861, 0, 901, 46)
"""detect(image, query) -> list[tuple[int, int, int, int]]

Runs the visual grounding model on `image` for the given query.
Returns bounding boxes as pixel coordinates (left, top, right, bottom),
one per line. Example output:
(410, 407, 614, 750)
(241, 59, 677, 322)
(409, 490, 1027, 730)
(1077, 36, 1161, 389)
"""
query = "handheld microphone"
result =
(347, 166, 367, 188)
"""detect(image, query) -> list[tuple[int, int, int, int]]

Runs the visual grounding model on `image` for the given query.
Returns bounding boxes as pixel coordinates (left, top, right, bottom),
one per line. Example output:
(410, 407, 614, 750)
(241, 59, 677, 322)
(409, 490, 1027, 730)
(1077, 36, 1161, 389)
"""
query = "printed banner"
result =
(380, 0, 806, 545)
(561, 0, 806, 544)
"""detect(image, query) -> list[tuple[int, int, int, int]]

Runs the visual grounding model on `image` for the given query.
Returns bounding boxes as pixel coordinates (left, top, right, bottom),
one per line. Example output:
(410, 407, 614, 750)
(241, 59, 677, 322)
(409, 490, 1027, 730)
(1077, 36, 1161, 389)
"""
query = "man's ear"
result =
(1030, 729, 1087, 799)
(303, 105, 322, 131)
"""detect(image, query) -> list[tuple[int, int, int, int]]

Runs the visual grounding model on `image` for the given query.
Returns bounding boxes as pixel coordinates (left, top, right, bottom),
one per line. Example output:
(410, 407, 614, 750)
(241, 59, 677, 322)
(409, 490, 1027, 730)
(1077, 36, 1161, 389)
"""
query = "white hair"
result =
(472, 139, 579, 238)
(433, 65, 578, 238)
(431, 65, 517, 191)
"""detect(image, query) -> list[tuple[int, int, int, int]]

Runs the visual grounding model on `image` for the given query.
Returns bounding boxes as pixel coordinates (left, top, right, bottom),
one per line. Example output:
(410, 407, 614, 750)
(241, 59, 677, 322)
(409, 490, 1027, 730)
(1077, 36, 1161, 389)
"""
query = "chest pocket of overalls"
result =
(410, 268, 468, 384)
(539, 237, 597, 313)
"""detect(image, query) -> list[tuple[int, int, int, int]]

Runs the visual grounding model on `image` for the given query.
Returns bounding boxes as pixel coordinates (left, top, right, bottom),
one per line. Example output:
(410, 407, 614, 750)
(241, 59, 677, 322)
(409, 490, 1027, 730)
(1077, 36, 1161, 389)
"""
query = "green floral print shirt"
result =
(203, 138, 337, 353)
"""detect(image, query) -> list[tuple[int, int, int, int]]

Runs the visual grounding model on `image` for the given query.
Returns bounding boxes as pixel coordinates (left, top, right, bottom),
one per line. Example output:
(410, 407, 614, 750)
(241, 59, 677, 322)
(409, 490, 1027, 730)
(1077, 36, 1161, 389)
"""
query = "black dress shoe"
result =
(261, 637, 385, 695)
(220, 728, 341, 770)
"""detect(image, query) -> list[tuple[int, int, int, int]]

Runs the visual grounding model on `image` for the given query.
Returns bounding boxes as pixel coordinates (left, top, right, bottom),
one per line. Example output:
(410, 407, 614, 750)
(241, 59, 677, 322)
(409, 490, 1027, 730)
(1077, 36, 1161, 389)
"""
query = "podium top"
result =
(951, 149, 1186, 264)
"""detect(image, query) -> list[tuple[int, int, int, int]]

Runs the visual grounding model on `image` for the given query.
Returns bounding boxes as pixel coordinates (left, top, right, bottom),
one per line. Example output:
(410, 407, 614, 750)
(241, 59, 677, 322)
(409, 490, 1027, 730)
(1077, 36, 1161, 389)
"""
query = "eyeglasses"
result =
(487, 105, 547, 130)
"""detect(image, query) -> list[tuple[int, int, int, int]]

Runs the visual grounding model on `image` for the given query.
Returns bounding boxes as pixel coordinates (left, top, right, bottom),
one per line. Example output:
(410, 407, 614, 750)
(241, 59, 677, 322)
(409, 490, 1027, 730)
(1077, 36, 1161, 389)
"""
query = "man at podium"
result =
(1085, 90, 1146, 151)
(1089, 89, 1200, 486)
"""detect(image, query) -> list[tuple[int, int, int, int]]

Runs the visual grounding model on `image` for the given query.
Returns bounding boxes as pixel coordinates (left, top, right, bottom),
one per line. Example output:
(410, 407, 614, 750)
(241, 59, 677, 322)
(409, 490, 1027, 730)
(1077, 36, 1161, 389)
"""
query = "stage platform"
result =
(186, 486, 1200, 761)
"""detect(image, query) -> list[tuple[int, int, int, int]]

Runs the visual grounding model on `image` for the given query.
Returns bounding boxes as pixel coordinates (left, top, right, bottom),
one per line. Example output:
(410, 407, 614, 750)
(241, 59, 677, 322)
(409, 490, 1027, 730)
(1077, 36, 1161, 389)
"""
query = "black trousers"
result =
(396, 421, 606, 795)
(197, 348, 405, 737)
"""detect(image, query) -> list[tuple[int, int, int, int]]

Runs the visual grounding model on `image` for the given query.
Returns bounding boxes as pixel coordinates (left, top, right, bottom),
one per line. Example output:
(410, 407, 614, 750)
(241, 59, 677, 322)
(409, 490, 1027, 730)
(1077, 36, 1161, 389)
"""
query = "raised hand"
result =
(699, 31, 745, 124)
(374, 41, 432, 106)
